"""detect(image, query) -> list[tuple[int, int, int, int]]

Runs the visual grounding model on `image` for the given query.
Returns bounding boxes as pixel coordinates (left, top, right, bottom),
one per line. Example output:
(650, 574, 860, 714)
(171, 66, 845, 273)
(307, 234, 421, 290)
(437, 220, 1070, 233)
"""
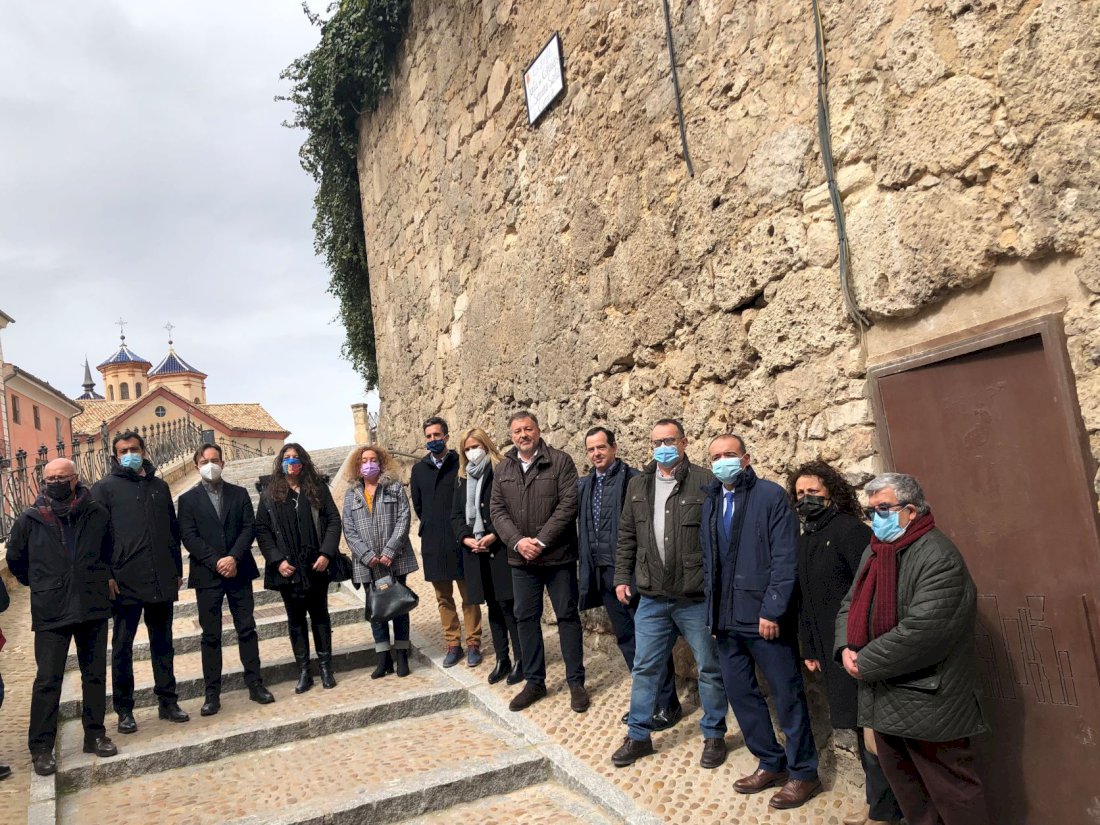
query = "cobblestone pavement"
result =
(402, 564, 866, 825)
(0, 566, 36, 825)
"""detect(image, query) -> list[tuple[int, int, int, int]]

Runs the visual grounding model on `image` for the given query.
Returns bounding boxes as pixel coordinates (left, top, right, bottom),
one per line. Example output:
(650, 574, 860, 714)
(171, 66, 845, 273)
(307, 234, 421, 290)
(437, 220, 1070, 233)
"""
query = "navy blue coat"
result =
(577, 460, 639, 610)
(701, 466, 800, 633)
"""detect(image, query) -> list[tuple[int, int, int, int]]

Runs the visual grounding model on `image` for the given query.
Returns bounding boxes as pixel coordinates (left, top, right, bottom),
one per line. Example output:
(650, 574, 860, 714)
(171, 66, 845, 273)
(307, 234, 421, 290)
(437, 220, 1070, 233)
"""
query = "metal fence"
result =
(0, 418, 204, 541)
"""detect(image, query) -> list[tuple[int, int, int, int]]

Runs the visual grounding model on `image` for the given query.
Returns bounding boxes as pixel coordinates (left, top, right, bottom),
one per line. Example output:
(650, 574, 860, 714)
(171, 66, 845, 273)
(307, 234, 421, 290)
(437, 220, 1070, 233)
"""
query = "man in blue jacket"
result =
(577, 426, 680, 730)
(701, 434, 820, 810)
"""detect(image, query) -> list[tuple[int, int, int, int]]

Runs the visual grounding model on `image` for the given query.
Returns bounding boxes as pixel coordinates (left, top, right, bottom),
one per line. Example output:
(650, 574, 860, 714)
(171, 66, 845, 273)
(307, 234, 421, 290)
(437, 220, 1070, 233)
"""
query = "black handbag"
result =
(364, 574, 419, 623)
(327, 551, 354, 583)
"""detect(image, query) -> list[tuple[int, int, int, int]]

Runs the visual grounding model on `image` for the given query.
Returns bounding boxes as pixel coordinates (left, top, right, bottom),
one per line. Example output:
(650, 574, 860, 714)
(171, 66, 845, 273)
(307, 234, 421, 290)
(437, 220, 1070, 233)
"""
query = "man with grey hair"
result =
(7, 458, 118, 776)
(835, 472, 990, 825)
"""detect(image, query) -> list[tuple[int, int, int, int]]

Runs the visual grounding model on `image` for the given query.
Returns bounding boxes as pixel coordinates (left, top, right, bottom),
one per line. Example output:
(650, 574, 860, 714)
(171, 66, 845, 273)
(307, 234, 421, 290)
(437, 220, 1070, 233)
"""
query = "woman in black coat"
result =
(450, 427, 522, 686)
(789, 460, 901, 825)
(256, 444, 341, 694)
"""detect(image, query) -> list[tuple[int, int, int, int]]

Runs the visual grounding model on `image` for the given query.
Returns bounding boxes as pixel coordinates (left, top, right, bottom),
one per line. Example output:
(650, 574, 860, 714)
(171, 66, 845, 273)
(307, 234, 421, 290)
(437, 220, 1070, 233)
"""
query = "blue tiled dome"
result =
(97, 341, 151, 369)
(149, 348, 205, 377)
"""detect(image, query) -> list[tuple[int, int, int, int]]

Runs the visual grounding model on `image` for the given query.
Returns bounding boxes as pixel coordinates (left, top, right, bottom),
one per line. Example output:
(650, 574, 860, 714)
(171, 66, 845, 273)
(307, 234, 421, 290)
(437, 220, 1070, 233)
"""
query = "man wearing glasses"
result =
(836, 473, 989, 825)
(611, 419, 730, 770)
(701, 434, 820, 810)
(7, 459, 118, 776)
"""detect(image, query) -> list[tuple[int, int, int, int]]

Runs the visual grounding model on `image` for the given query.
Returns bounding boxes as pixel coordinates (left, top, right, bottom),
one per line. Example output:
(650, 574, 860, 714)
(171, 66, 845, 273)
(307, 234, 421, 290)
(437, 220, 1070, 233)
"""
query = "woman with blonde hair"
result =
(450, 428, 522, 685)
(341, 444, 418, 678)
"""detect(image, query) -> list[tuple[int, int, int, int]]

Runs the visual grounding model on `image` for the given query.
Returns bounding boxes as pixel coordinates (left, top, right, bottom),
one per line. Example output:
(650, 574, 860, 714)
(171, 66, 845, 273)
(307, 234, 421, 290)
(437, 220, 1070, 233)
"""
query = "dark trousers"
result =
(597, 566, 679, 711)
(30, 619, 108, 753)
(857, 728, 903, 821)
(280, 581, 331, 661)
(369, 574, 411, 651)
(112, 600, 178, 713)
(511, 562, 585, 689)
(874, 732, 990, 825)
(196, 583, 262, 696)
(715, 630, 819, 780)
(480, 555, 519, 661)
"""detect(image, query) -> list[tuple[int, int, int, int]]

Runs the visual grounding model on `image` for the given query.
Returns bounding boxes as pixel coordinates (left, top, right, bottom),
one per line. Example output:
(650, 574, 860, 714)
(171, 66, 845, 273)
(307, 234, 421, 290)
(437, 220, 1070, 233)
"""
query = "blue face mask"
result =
(282, 457, 302, 475)
(653, 445, 680, 468)
(426, 439, 447, 455)
(119, 453, 143, 471)
(871, 510, 906, 542)
(711, 457, 742, 485)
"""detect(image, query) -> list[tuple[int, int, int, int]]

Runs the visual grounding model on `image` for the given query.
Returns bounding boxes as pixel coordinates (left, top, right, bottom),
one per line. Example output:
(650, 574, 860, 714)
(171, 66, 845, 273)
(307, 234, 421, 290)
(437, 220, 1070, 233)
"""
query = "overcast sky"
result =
(0, 1, 376, 449)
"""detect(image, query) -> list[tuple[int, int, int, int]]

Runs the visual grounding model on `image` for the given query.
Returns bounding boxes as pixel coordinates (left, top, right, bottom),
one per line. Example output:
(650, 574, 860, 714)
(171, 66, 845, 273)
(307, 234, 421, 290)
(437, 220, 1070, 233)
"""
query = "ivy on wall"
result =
(281, 0, 411, 387)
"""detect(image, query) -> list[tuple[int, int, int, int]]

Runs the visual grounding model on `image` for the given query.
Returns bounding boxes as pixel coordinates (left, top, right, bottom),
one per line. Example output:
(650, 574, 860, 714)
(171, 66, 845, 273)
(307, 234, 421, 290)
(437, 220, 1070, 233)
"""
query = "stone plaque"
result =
(523, 33, 565, 126)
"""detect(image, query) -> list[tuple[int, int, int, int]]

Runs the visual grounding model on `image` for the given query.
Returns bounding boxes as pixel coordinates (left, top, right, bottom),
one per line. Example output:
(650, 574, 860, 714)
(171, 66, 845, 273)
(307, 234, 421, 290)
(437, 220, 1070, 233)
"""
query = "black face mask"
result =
(795, 494, 832, 521)
(45, 480, 75, 502)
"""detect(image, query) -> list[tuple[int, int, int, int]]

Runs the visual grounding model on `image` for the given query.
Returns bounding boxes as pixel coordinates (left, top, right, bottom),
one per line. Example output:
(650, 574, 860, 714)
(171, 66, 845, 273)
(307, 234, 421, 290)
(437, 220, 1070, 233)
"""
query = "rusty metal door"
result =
(871, 321, 1100, 825)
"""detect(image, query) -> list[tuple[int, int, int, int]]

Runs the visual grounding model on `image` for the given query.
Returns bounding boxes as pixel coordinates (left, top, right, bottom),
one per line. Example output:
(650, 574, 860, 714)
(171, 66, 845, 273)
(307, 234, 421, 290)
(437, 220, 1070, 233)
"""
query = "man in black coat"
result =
(6, 458, 118, 777)
(578, 426, 680, 730)
(91, 430, 188, 733)
(177, 444, 274, 716)
(411, 417, 482, 668)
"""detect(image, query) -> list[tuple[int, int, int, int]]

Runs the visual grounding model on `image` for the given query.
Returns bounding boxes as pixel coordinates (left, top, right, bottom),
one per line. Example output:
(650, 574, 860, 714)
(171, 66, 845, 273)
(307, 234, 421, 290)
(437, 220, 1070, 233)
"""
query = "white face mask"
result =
(199, 462, 223, 482)
(465, 447, 486, 464)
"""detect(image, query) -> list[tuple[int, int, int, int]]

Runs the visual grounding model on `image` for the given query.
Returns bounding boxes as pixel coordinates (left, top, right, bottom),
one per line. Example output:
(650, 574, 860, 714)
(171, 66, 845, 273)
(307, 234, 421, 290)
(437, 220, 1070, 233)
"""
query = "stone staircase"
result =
(27, 448, 646, 825)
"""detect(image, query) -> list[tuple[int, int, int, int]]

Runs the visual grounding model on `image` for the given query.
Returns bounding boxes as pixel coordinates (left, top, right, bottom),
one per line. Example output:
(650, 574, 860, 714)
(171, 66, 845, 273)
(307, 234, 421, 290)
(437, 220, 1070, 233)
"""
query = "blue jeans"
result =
(716, 630, 819, 780)
(369, 574, 411, 652)
(628, 596, 727, 741)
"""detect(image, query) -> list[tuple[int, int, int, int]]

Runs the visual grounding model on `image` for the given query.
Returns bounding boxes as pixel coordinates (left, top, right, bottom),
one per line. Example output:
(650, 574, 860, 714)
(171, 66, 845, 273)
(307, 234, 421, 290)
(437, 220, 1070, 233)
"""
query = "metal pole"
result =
(660, 0, 694, 177)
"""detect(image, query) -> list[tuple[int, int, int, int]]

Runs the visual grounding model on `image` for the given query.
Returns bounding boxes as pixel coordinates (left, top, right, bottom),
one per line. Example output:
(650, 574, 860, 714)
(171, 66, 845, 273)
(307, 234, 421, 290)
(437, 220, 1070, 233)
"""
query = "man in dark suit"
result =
(177, 444, 274, 715)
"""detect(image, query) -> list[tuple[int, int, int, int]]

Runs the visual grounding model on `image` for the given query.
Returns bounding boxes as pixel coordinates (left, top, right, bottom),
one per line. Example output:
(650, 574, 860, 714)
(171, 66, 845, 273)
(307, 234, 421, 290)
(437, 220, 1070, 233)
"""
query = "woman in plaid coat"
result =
(341, 445, 418, 678)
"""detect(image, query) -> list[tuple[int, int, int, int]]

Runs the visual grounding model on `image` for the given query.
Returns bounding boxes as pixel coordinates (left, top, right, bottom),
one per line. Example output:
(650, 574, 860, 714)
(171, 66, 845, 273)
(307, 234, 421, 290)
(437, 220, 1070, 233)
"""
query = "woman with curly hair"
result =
(787, 460, 900, 825)
(256, 444, 342, 693)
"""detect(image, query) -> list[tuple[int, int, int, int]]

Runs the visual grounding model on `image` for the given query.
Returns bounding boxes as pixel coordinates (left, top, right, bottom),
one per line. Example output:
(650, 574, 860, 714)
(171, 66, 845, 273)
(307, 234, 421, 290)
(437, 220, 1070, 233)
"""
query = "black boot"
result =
(395, 648, 410, 677)
(313, 622, 337, 689)
(288, 623, 313, 694)
(371, 651, 394, 679)
(488, 654, 512, 685)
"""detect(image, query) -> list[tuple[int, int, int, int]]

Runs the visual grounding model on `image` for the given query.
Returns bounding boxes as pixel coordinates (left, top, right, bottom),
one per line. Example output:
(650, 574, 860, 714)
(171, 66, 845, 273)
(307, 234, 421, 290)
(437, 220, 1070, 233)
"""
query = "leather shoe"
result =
(467, 646, 483, 667)
(442, 646, 464, 668)
(611, 735, 655, 767)
(248, 684, 275, 705)
(32, 752, 55, 776)
(620, 711, 629, 725)
(487, 656, 511, 685)
(158, 703, 190, 723)
(0, 764, 10, 780)
(508, 683, 548, 711)
(844, 807, 869, 825)
(651, 704, 683, 731)
(116, 712, 137, 734)
(200, 697, 221, 717)
(82, 736, 118, 758)
(734, 768, 789, 794)
(700, 737, 728, 769)
(769, 777, 823, 809)
(569, 683, 590, 713)
(506, 662, 524, 686)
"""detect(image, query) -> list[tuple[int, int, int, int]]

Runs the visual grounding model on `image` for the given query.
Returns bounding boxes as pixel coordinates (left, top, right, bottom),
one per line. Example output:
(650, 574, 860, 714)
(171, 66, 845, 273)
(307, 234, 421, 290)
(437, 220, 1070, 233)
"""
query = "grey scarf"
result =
(465, 456, 490, 538)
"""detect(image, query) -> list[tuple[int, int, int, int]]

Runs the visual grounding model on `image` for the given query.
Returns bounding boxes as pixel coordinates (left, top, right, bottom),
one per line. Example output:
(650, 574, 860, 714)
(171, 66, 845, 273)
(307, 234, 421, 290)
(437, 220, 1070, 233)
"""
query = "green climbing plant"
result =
(281, 0, 412, 387)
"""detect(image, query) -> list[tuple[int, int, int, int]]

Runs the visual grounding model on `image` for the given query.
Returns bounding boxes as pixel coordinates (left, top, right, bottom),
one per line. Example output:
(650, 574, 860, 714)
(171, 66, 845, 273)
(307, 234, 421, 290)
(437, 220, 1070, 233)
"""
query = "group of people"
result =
(2, 412, 990, 825)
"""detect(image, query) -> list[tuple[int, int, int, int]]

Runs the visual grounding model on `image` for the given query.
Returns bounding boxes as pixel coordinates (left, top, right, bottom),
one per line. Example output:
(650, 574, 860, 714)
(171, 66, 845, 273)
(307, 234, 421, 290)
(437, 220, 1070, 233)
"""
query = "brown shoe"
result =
(611, 735, 655, 767)
(508, 682, 548, 711)
(700, 737, 727, 769)
(769, 777, 823, 809)
(844, 807, 869, 825)
(734, 768, 789, 794)
(569, 683, 590, 713)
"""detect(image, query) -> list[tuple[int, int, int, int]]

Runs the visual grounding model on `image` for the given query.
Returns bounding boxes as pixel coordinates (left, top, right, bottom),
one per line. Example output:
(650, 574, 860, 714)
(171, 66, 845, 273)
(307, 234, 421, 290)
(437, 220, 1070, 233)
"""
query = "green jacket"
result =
(615, 458, 713, 600)
(834, 526, 988, 741)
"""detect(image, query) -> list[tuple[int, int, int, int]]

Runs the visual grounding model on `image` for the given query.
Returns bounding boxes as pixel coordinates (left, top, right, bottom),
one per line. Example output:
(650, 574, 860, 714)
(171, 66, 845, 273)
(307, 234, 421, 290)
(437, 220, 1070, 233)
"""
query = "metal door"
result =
(871, 320, 1100, 825)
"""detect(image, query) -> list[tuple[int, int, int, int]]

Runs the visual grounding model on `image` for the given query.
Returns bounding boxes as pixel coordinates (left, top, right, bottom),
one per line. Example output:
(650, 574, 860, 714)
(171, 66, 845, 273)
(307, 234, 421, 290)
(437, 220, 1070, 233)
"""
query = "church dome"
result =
(97, 339, 151, 370)
(149, 347, 206, 378)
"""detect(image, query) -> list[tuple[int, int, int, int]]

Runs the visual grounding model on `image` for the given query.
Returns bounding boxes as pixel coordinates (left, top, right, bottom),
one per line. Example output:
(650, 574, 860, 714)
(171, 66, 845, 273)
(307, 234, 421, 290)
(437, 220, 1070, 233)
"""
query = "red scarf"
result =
(847, 512, 937, 649)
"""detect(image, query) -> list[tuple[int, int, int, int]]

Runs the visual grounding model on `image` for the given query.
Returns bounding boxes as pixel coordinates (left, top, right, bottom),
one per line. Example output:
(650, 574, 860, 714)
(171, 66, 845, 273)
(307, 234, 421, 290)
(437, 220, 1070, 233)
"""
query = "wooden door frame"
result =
(867, 311, 1100, 684)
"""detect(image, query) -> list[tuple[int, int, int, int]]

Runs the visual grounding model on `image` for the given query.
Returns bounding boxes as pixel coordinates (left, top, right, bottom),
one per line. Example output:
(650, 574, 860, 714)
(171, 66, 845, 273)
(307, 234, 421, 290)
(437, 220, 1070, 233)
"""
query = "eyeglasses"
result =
(863, 502, 909, 520)
(650, 437, 681, 448)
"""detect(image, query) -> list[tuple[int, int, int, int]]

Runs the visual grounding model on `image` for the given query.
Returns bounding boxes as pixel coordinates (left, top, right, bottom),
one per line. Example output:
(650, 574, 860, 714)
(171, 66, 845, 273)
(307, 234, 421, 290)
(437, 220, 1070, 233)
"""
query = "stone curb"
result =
(57, 681, 467, 792)
(59, 641, 379, 721)
(68, 595, 363, 669)
(224, 749, 549, 825)
(27, 765, 55, 825)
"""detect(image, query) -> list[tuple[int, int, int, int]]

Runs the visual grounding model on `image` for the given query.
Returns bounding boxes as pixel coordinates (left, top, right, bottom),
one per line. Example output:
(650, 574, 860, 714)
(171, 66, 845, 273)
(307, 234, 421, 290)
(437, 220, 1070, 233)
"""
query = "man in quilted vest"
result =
(835, 472, 990, 825)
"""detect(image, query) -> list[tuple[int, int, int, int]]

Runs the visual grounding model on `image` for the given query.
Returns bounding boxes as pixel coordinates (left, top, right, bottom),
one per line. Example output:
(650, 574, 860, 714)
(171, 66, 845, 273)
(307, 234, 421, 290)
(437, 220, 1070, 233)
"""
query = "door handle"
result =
(1083, 594, 1100, 690)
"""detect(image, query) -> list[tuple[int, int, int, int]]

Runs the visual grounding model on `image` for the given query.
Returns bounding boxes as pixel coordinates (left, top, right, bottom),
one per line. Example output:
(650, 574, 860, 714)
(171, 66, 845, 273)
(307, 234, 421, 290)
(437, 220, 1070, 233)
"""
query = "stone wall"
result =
(357, 0, 1100, 784)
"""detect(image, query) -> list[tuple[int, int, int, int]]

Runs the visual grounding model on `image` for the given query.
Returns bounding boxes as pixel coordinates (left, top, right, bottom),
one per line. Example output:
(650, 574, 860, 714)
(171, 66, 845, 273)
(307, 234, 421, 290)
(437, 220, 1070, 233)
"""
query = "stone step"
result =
(56, 708, 549, 825)
(173, 586, 283, 619)
(401, 781, 619, 824)
(60, 620, 376, 719)
(66, 588, 364, 670)
(56, 665, 465, 792)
